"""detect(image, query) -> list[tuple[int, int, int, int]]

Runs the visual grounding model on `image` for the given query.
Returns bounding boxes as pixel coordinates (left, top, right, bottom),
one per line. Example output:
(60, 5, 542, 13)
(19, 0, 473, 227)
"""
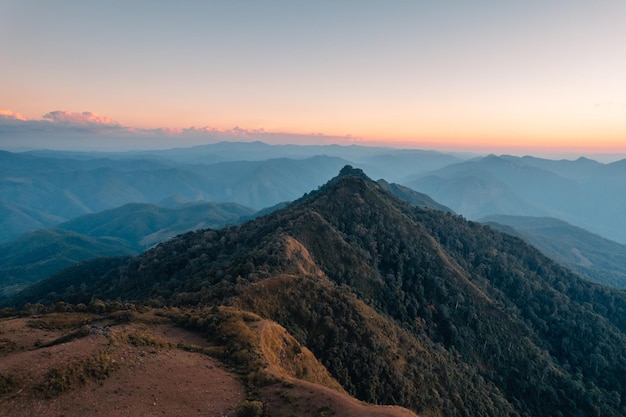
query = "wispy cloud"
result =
(0, 109, 360, 151)
(42, 111, 120, 126)
(0, 109, 28, 121)
(594, 101, 626, 110)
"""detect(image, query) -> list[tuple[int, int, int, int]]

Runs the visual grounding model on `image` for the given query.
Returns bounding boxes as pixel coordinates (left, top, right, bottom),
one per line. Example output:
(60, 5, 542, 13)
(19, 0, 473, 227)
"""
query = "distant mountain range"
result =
(0, 145, 463, 242)
(0, 201, 254, 298)
(6, 144, 626, 245)
(481, 215, 626, 289)
(406, 154, 626, 243)
(25, 141, 465, 180)
(7, 166, 626, 417)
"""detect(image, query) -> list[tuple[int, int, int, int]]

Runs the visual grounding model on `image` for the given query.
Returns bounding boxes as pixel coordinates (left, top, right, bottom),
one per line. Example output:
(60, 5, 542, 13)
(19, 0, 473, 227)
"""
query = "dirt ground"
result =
(0, 313, 246, 417)
(0, 310, 419, 417)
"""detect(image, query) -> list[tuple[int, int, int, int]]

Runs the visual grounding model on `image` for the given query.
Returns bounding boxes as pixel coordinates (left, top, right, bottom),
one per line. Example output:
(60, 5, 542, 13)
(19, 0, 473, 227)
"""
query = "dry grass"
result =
(0, 306, 419, 417)
(34, 350, 119, 398)
(27, 312, 93, 330)
(0, 309, 247, 417)
(259, 378, 419, 417)
(259, 321, 344, 392)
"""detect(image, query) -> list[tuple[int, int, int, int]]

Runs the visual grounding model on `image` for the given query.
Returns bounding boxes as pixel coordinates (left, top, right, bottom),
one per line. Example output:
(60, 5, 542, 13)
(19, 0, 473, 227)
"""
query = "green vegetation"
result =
(7, 166, 626, 417)
(117, 330, 167, 348)
(0, 201, 255, 299)
(58, 201, 254, 249)
(235, 400, 264, 417)
(482, 214, 626, 288)
(0, 229, 135, 298)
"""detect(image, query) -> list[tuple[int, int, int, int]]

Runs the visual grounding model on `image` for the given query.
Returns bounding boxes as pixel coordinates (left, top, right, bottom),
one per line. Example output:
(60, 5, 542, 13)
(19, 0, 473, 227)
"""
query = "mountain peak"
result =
(338, 165, 371, 180)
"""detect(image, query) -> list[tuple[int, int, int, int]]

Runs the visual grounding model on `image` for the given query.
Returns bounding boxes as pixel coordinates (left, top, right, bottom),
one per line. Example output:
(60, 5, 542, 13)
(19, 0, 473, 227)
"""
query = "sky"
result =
(1, 0, 626, 156)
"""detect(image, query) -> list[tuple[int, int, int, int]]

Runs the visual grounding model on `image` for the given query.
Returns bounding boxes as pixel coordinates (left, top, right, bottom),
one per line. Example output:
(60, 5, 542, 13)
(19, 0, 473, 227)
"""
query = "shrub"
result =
(34, 351, 118, 398)
(235, 400, 264, 417)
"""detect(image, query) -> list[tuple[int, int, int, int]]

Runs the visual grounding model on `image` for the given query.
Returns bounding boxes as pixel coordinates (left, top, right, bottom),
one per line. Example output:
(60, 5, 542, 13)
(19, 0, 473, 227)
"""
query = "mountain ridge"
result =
(6, 166, 626, 417)
(405, 153, 626, 243)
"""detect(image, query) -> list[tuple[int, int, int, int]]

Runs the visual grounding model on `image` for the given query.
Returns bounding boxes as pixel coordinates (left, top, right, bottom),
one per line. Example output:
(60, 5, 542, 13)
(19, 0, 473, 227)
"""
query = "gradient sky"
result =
(1, 0, 626, 154)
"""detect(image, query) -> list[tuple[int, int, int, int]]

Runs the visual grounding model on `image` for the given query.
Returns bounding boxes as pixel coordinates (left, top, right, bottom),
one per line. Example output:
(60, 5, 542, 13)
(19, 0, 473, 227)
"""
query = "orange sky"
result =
(1, 1, 625, 155)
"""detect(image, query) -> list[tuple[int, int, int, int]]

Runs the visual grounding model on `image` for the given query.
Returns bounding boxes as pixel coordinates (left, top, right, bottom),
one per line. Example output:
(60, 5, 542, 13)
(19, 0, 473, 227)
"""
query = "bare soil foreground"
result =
(0, 308, 417, 417)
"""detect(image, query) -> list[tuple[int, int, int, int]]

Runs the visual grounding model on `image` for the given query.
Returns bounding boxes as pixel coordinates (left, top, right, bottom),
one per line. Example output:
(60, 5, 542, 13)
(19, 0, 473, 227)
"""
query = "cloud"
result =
(0, 108, 361, 151)
(0, 109, 28, 121)
(594, 101, 626, 110)
(179, 126, 267, 137)
(42, 111, 120, 126)
(0, 109, 128, 151)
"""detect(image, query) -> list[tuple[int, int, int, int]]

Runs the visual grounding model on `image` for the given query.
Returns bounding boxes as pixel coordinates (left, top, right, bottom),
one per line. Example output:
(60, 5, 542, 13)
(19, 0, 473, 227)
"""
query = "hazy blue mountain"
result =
(1, 149, 172, 173)
(58, 201, 254, 248)
(376, 179, 453, 212)
(407, 154, 626, 243)
(410, 173, 544, 218)
(140, 142, 463, 183)
(125, 141, 465, 173)
(516, 155, 606, 179)
(184, 155, 351, 209)
(6, 144, 626, 244)
(0, 229, 134, 297)
(0, 202, 65, 242)
(481, 215, 626, 289)
(23, 142, 464, 176)
(0, 150, 354, 241)
(0, 201, 254, 298)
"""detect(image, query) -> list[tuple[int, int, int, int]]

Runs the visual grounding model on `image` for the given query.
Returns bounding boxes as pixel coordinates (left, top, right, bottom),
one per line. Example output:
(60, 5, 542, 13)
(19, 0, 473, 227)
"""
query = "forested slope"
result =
(9, 166, 626, 417)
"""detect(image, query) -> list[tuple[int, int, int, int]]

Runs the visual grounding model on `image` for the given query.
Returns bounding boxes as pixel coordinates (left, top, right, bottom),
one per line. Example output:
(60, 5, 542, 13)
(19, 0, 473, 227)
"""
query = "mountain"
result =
(75, 141, 464, 180)
(58, 201, 254, 249)
(406, 154, 626, 243)
(376, 179, 453, 212)
(7, 166, 626, 417)
(481, 214, 626, 289)
(0, 202, 254, 299)
(0, 230, 134, 298)
(0, 201, 65, 242)
(184, 155, 350, 209)
(0, 150, 355, 242)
